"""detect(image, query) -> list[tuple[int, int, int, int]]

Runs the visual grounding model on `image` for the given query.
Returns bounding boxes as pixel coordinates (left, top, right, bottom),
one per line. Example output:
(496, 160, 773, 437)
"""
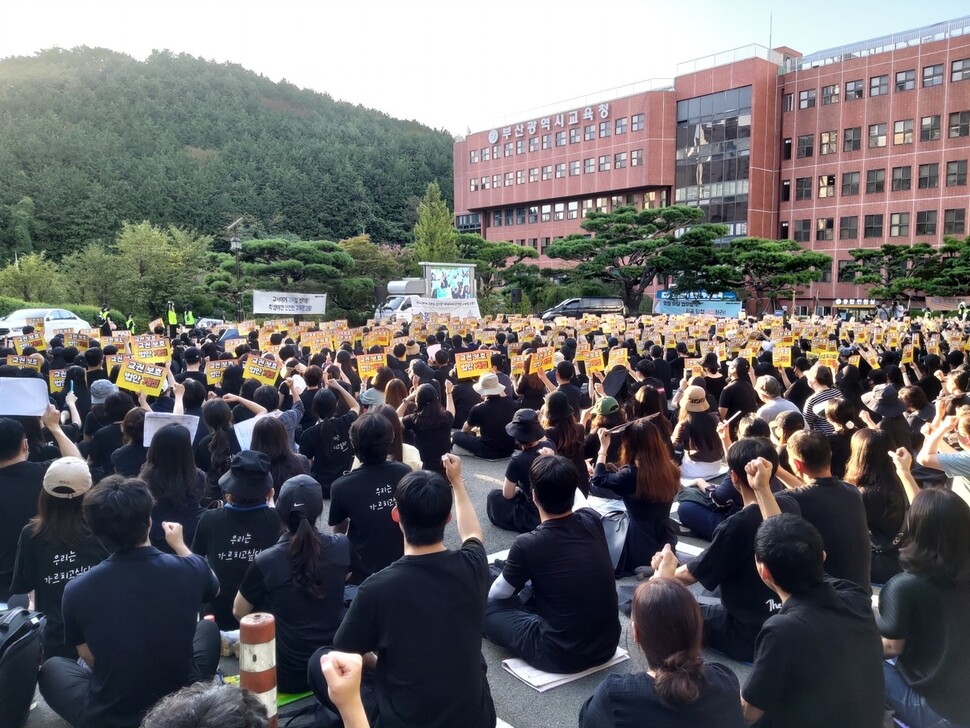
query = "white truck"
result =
(375, 278, 425, 324)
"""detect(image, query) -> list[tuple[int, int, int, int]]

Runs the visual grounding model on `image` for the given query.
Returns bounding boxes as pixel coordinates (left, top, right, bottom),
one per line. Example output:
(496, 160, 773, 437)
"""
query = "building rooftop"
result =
(785, 14, 970, 72)
(675, 44, 786, 77)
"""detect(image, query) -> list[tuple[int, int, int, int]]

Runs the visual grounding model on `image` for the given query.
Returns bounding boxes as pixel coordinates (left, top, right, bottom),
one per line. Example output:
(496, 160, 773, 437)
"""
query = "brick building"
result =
(453, 16, 970, 311)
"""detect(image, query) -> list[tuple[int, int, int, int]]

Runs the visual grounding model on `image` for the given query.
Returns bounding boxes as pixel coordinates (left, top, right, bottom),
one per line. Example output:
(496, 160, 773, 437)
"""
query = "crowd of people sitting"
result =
(1, 309, 969, 728)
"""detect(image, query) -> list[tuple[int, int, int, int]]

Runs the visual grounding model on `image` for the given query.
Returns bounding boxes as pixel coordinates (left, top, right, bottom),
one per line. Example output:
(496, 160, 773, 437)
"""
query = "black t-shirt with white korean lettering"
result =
(9, 526, 108, 658)
(238, 532, 351, 693)
(689, 499, 801, 631)
(0, 460, 49, 603)
(190, 504, 281, 630)
(329, 461, 411, 583)
(300, 412, 358, 493)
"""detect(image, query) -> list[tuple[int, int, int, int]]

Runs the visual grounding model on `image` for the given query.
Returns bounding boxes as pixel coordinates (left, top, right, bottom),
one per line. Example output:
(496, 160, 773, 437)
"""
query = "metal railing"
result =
(676, 44, 786, 76)
(785, 15, 970, 72)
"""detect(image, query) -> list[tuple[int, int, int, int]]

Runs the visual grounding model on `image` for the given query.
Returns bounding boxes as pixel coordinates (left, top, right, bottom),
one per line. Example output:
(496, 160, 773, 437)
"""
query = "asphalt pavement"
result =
(25, 453, 750, 728)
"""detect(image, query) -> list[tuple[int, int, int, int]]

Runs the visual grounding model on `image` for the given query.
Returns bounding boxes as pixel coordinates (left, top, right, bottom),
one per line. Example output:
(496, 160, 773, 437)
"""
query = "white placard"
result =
(252, 290, 327, 315)
(0, 378, 49, 417)
(143, 412, 200, 447)
(233, 412, 267, 451)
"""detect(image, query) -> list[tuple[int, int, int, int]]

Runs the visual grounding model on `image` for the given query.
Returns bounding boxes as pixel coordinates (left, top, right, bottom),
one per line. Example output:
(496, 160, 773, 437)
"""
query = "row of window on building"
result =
(783, 159, 968, 202)
(783, 208, 967, 243)
(784, 58, 970, 111)
(784, 111, 970, 160)
(469, 151, 645, 191)
(487, 191, 667, 228)
(469, 115, 646, 164)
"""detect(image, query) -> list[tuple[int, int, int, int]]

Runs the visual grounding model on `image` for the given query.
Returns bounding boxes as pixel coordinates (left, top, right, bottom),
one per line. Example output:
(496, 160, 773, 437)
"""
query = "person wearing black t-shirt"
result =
(235, 475, 349, 694)
(110, 407, 148, 478)
(485, 455, 620, 673)
(741, 513, 884, 728)
(10, 457, 108, 659)
(486, 408, 554, 533)
(0, 410, 82, 605)
(665, 439, 801, 662)
(400, 382, 455, 475)
(86, 391, 134, 481)
(450, 375, 483, 430)
(777, 430, 872, 592)
(579, 577, 746, 728)
(39, 476, 220, 728)
(309, 456, 496, 728)
(718, 358, 760, 435)
(330, 414, 411, 583)
(879, 488, 970, 727)
(300, 379, 360, 498)
(452, 373, 518, 459)
(191, 451, 281, 631)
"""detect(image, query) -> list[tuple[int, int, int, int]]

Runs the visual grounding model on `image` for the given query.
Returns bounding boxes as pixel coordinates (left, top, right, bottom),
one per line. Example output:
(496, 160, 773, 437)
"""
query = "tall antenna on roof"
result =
(769, 12, 773, 49)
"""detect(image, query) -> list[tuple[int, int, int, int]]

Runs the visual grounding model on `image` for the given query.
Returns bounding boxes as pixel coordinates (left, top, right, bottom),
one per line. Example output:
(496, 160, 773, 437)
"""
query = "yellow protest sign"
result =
(13, 334, 46, 353)
(9, 355, 42, 371)
(607, 348, 628, 370)
(772, 347, 792, 369)
(49, 368, 67, 392)
(243, 356, 281, 386)
(117, 361, 166, 397)
(107, 354, 133, 370)
(148, 318, 164, 332)
(205, 358, 239, 387)
(133, 337, 171, 364)
(455, 350, 491, 380)
(817, 350, 839, 370)
(533, 347, 555, 373)
(236, 320, 257, 336)
(223, 338, 248, 354)
(64, 333, 90, 351)
(357, 353, 388, 380)
(510, 354, 530, 377)
(848, 355, 861, 368)
(901, 344, 914, 365)
(79, 328, 102, 340)
(585, 350, 605, 374)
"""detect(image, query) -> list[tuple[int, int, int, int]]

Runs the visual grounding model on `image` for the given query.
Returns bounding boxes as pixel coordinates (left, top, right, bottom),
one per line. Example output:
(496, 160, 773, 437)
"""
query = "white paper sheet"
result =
(143, 412, 200, 446)
(0, 378, 49, 417)
(501, 648, 630, 692)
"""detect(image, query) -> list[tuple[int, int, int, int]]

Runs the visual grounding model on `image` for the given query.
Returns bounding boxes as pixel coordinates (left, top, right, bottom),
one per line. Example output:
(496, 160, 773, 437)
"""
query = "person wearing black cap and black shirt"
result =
(486, 409, 554, 533)
(235, 474, 349, 694)
(176, 347, 207, 387)
(861, 383, 914, 452)
(190, 451, 281, 631)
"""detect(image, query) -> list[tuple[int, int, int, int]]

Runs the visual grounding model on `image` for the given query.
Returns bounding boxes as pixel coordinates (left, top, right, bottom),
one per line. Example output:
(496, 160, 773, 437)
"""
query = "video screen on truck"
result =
(424, 264, 475, 300)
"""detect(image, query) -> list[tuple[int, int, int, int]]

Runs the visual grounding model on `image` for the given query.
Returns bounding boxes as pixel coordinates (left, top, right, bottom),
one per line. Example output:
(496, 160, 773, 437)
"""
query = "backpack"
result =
(0, 608, 47, 728)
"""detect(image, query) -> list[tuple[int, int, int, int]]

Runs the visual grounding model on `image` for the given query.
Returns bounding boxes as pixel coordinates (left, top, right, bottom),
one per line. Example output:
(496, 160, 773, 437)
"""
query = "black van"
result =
(540, 297, 627, 321)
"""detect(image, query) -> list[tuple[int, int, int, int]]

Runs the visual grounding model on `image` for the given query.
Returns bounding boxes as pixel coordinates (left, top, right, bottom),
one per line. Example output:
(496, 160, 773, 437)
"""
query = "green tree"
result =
(61, 243, 124, 306)
(703, 238, 832, 313)
(546, 205, 727, 312)
(113, 222, 212, 316)
(410, 182, 458, 263)
(840, 243, 938, 304)
(0, 251, 63, 302)
(923, 235, 970, 296)
(339, 234, 414, 283)
(455, 233, 540, 299)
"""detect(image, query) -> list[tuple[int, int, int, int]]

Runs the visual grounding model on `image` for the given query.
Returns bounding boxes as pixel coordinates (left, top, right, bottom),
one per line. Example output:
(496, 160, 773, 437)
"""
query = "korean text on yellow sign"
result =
(455, 350, 491, 380)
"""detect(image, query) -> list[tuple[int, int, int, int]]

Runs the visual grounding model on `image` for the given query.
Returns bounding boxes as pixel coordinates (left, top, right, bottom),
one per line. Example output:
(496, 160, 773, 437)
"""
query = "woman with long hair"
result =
(580, 578, 746, 727)
(10, 457, 108, 659)
(300, 380, 360, 498)
(141, 423, 205, 553)
(401, 383, 455, 475)
(541, 391, 589, 495)
(370, 366, 396, 395)
(58, 366, 91, 424)
(194, 399, 241, 502)
(878, 488, 970, 727)
(632, 385, 674, 447)
(335, 349, 361, 396)
(590, 420, 681, 573)
(234, 475, 350, 694)
(844, 428, 908, 584)
(87, 391, 135, 480)
(672, 385, 724, 479)
(252, 417, 309, 495)
(823, 397, 860, 478)
(383, 379, 408, 411)
(515, 370, 546, 411)
(111, 407, 148, 477)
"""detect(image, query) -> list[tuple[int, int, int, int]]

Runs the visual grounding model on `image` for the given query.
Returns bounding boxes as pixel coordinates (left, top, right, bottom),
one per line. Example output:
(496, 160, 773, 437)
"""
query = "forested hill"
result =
(0, 47, 455, 258)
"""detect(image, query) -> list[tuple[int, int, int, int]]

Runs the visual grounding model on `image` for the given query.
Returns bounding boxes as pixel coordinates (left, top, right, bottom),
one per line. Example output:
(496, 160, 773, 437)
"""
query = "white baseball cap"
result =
(43, 457, 93, 499)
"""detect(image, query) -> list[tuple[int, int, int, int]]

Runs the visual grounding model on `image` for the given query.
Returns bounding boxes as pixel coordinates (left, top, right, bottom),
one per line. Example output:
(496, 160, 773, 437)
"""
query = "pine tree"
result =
(410, 182, 458, 263)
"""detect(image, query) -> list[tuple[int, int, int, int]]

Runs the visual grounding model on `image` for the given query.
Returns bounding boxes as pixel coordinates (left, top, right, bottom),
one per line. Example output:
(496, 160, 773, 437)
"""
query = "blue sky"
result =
(1, 0, 966, 135)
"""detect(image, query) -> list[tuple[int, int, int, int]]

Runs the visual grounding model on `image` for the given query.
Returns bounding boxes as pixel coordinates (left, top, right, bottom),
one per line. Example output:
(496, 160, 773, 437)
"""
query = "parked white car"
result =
(0, 308, 91, 338)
